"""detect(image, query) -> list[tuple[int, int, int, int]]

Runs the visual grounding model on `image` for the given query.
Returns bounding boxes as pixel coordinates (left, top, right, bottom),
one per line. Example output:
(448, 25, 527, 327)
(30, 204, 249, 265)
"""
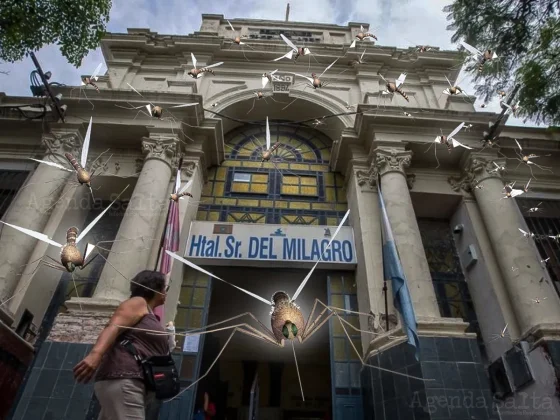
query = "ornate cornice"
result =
(355, 165, 378, 189)
(374, 148, 412, 176)
(141, 136, 179, 168)
(447, 155, 506, 193)
(354, 154, 416, 191)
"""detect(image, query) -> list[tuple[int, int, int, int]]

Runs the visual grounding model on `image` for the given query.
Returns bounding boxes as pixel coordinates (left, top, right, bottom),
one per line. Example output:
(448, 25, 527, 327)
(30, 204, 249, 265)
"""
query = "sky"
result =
(0, 0, 536, 127)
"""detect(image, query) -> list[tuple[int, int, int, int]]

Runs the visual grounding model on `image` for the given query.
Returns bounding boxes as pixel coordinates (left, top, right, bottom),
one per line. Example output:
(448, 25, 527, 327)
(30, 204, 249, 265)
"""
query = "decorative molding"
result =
(181, 160, 197, 178)
(406, 173, 416, 190)
(448, 155, 505, 193)
(141, 137, 179, 168)
(355, 165, 378, 189)
(135, 158, 144, 173)
(42, 132, 81, 159)
(374, 148, 412, 176)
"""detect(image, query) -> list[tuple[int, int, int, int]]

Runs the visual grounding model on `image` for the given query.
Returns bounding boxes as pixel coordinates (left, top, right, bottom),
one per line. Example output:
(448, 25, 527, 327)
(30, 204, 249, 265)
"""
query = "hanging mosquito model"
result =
(273, 34, 312, 62)
(186, 53, 224, 79)
(350, 25, 378, 48)
(262, 69, 279, 89)
(153, 209, 427, 401)
(499, 139, 553, 179)
(246, 89, 286, 115)
(460, 41, 499, 72)
(378, 72, 410, 102)
(69, 63, 104, 109)
(501, 179, 530, 199)
(225, 19, 255, 61)
(28, 117, 100, 200)
(116, 84, 200, 141)
(0, 186, 128, 274)
(424, 122, 472, 169)
(282, 58, 339, 110)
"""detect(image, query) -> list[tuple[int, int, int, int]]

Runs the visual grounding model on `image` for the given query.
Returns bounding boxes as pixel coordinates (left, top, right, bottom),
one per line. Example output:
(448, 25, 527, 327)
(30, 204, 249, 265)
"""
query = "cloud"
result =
(0, 0, 537, 127)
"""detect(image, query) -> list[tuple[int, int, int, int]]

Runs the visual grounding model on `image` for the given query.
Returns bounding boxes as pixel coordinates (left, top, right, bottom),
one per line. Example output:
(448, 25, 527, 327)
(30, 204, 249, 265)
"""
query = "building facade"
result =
(0, 13, 560, 420)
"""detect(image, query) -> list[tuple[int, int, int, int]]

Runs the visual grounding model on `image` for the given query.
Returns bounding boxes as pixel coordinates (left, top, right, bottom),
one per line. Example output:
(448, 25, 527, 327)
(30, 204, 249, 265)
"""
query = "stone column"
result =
(0, 131, 78, 310)
(374, 148, 440, 318)
(347, 164, 387, 350)
(92, 136, 178, 303)
(459, 153, 560, 335)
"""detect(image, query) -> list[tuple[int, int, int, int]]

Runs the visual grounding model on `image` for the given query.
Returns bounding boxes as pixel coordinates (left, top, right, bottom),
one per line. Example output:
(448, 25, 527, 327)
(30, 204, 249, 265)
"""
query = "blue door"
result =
(335, 396, 364, 420)
(328, 273, 364, 420)
(160, 267, 213, 420)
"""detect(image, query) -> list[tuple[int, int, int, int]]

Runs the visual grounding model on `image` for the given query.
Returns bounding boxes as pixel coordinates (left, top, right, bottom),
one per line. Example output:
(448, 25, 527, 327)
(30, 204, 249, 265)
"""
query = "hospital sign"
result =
(185, 221, 357, 268)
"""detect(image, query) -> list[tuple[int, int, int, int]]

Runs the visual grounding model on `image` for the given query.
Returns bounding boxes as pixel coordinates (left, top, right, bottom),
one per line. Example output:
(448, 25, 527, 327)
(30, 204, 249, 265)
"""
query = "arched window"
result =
(197, 121, 348, 225)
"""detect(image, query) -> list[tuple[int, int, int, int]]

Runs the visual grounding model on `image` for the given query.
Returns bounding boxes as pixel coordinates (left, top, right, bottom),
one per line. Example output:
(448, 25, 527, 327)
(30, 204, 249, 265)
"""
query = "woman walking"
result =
(73, 270, 172, 419)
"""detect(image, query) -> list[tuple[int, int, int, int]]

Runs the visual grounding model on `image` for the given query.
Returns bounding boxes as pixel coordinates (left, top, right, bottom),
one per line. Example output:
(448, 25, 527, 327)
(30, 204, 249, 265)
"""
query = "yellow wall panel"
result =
(289, 202, 310, 210)
(216, 167, 228, 181)
(289, 163, 309, 171)
(250, 183, 268, 194)
(231, 182, 249, 193)
(300, 186, 318, 196)
(237, 199, 260, 207)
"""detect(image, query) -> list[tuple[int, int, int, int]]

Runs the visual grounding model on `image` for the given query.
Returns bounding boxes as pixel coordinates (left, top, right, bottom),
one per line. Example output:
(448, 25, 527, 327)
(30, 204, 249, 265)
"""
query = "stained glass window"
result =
(196, 121, 347, 225)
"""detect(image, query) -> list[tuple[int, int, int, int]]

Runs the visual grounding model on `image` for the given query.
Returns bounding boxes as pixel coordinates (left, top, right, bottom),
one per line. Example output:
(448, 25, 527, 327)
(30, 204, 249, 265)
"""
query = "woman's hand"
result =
(73, 351, 103, 383)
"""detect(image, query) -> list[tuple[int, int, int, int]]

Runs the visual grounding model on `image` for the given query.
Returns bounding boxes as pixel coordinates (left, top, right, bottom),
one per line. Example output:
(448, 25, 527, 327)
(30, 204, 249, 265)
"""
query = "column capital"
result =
(448, 153, 506, 193)
(374, 148, 413, 177)
(41, 130, 82, 162)
(141, 136, 179, 169)
(355, 163, 415, 190)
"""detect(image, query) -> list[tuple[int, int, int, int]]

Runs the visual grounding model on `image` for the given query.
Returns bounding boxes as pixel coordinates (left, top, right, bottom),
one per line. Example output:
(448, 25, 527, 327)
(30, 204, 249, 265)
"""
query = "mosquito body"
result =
(500, 139, 553, 179)
(273, 34, 311, 62)
(527, 202, 543, 213)
(502, 100, 521, 116)
(347, 49, 367, 68)
(415, 46, 433, 53)
(460, 41, 498, 72)
(29, 117, 98, 198)
(170, 178, 194, 201)
(226, 20, 255, 60)
(350, 25, 377, 48)
(502, 180, 529, 199)
(378, 72, 409, 102)
(443, 75, 464, 96)
(519, 228, 535, 239)
(490, 324, 509, 342)
(262, 70, 279, 89)
(81, 63, 103, 92)
(489, 161, 506, 174)
(549, 234, 560, 243)
(0, 186, 128, 275)
(425, 122, 471, 168)
(532, 297, 547, 304)
(187, 53, 224, 79)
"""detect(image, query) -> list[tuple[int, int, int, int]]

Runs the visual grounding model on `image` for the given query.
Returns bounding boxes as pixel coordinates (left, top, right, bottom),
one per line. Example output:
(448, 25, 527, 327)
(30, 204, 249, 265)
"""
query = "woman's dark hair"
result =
(129, 270, 166, 299)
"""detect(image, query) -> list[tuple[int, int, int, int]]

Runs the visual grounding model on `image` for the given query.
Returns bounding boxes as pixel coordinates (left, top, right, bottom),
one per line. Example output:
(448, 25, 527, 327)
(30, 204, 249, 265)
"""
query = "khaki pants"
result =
(95, 378, 156, 420)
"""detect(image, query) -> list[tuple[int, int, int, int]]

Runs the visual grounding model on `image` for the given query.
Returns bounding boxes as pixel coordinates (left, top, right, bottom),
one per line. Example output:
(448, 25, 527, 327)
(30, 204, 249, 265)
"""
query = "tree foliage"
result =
(443, 0, 560, 125)
(0, 0, 111, 67)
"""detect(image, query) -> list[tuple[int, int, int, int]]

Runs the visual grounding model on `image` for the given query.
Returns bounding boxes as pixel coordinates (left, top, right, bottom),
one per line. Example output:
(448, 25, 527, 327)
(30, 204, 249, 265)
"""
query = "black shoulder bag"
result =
(120, 339, 180, 400)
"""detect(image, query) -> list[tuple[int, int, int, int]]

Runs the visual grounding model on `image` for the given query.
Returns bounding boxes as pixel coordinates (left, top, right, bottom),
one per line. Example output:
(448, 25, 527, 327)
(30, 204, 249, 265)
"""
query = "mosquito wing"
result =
(280, 34, 298, 52)
(205, 62, 224, 69)
(90, 63, 103, 81)
(360, 49, 366, 61)
(518, 228, 528, 235)
(272, 50, 294, 61)
(166, 251, 271, 305)
(178, 179, 193, 195)
(0, 221, 62, 248)
(292, 210, 350, 301)
(510, 189, 524, 198)
(81, 117, 93, 168)
(349, 40, 357, 49)
(28, 158, 73, 172)
(170, 103, 199, 108)
(293, 73, 314, 84)
(191, 53, 197, 69)
(447, 122, 465, 140)
(525, 179, 531, 190)
(76, 185, 129, 244)
(174, 168, 181, 194)
(265, 116, 271, 150)
(396, 73, 407, 88)
(451, 138, 472, 149)
(84, 243, 96, 259)
(319, 58, 339, 78)
(226, 19, 236, 33)
(460, 41, 482, 57)
(445, 75, 453, 87)
(515, 139, 522, 153)
(501, 324, 508, 336)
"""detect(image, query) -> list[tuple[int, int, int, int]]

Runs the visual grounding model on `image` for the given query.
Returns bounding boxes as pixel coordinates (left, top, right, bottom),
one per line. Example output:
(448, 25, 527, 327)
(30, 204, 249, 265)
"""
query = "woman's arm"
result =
(73, 297, 147, 383)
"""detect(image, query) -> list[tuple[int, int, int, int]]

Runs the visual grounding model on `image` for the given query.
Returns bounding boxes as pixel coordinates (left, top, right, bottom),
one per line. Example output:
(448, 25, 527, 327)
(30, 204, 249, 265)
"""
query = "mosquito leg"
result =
(247, 98, 256, 115)
(80, 253, 99, 270)
(17, 256, 46, 276)
(70, 272, 84, 310)
(533, 163, 553, 173)
(42, 184, 78, 213)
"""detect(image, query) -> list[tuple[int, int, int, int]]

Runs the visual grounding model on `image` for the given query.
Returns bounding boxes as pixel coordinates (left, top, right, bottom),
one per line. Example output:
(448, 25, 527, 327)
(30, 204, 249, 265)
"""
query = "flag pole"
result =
(377, 171, 389, 331)
(154, 156, 183, 270)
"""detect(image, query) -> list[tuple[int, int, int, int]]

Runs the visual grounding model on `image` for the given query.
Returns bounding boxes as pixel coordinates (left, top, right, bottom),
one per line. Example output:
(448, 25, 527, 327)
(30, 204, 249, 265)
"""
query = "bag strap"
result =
(120, 339, 143, 363)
